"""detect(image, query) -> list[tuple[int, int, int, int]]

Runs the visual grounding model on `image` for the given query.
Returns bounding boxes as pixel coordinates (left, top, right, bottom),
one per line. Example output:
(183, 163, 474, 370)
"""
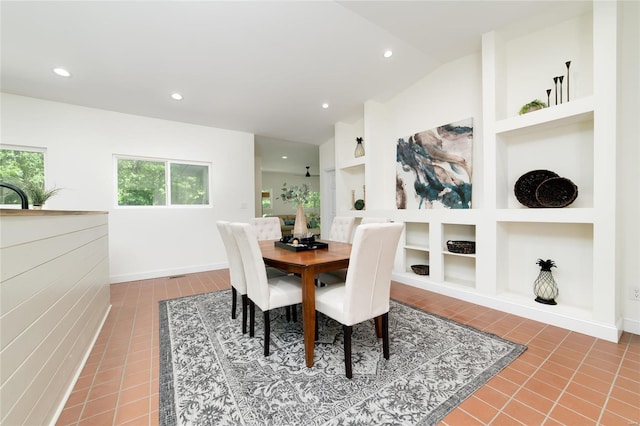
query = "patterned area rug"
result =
(160, 290, 526, 425)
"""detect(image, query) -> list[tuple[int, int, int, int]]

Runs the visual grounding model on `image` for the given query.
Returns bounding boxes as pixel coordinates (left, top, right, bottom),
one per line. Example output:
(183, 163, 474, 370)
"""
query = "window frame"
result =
(261, 189, 273, 212)
(114, 154, 212, 208)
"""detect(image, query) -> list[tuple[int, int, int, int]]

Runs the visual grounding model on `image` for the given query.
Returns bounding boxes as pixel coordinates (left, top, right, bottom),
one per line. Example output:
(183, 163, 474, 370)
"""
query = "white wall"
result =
(618, 0, 640, 333)
(319, 136, 335, 239)
(1, 93, 256, 283)
(385, 53, 484, 208)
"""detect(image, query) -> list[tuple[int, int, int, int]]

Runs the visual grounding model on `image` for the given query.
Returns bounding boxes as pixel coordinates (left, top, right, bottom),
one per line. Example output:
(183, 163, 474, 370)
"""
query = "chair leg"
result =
(231, 287, 237, 319)
(292, 304, 298, 322)
(343, 325, 353, 379)
(382, 313, 390, 360)
(264, 310, 271, 357)
(374, 317, 382, 338)
(241, 294, 248, 334)
(286, 306, 291, 322)
(249, 300, 256, 337)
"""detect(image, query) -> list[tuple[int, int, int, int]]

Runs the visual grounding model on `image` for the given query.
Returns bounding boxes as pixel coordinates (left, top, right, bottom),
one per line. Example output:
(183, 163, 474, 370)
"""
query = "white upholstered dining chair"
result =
(250, 216, 290, 289)
(317, 217, 391, 286)
(230, 222, 303, 356)
(216, 220, 249, 334)
(250, 217, 282, 240)
(314, 222, 403, 378)
(327, 216, 356, 243)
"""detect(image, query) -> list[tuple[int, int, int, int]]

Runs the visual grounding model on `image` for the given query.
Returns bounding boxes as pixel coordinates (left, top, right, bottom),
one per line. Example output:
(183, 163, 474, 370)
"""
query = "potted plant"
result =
(278, 183, 311, 236)
(24, 181, 61, 209)
(519, 99, 547, 115)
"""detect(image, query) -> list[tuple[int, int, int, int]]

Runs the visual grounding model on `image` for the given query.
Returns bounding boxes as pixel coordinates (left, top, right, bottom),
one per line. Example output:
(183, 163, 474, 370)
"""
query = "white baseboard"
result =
(624, 317, 640, 335)
(109, 262, 228, 284)
(392, 272, 623, 343)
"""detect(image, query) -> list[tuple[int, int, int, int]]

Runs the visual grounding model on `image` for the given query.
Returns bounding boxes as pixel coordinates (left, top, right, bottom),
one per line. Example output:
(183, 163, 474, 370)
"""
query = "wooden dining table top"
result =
(259, 239, 352, 271)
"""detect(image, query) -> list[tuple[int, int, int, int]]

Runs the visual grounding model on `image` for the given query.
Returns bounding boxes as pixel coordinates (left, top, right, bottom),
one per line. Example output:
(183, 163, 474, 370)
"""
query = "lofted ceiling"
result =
(1, 1, 591, 174)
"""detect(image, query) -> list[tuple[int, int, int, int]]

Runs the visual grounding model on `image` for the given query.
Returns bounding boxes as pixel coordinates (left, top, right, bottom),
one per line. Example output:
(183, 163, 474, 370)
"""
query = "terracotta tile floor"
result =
(56, 270, 640, 425)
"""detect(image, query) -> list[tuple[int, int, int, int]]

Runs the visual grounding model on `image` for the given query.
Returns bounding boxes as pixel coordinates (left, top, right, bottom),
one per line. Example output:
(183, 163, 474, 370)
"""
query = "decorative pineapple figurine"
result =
(354, 137, 365, 158)
(534, 259, 558, 305)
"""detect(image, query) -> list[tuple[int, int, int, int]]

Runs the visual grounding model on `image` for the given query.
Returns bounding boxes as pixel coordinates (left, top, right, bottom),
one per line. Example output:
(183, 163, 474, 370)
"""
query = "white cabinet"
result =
(0, 210, 111, 425)
(442, 224, 476, 288)
(403, 222, 430, 274)
(392, 212, 479, 294)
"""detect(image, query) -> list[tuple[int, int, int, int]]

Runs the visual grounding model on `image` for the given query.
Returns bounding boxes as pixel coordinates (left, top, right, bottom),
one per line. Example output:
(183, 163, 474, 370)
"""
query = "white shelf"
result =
(497, 291, 593, 321)
(443, 251, 475, 258)
(495, 96, 594, 136)
(337, 156, 365, 170)
(405, 244, 429, 252)
(495, 208, 595, 223)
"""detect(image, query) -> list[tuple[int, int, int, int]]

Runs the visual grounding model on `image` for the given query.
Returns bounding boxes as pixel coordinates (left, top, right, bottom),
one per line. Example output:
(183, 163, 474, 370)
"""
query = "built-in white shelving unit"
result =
(333, 2, 623, 342)
(335, 120, 366, 214)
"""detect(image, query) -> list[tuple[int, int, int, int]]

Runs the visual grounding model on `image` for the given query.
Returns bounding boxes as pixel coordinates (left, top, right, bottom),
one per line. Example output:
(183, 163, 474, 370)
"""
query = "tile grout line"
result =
(485, 323, 563, 425)
(148, 279, 164, 426)
(596, 338, 632, 425)
(458, 308, 534, 425)
(539, 335, 599, 424)
(111, 283, 142, 426)
(75, 284, 128, 425)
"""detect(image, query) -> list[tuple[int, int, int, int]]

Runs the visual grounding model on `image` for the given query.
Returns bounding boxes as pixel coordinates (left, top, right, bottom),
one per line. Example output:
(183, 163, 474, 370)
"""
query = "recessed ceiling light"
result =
(322, 103, 329, 109)
(383, 50, 393, 58)
(282, 156, 288, 159)
(53, 68, 71, 77)
(171, 93, 183, 101)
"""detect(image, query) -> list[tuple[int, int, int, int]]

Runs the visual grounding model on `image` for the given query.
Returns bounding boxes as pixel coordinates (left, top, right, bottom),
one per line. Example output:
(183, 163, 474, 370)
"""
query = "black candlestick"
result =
(558, 76, 564, 104)
(565, 61, 571, 102)
(553, 77, 559, 105)
(547, 89, 552, 108)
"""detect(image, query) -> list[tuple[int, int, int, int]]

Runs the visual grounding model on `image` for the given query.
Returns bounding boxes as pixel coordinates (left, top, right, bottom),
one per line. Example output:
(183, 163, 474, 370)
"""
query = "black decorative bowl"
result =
(446, 240, 476, 254)
(514, 170, 559, 208)
(536, 177, 578, 208)
(411, 264, 429, 275)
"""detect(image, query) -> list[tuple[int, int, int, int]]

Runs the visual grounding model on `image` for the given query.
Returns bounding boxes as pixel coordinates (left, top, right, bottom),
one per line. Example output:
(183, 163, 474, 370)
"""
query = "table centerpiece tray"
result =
(274, 240, 329, 251)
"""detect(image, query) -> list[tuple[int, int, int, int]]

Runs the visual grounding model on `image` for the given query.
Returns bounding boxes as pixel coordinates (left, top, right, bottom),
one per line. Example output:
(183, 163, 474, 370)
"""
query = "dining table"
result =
(259, 239, 352, 368)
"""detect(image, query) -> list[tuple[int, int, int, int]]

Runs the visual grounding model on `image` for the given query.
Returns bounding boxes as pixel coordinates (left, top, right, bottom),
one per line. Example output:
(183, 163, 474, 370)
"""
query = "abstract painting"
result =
(396, 118, 473, 209)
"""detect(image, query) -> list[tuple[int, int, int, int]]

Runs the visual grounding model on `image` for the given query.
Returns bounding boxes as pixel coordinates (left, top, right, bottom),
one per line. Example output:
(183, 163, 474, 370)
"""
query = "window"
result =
(261, 190, 272, 211)
(0, 146, 45, 205)
(170, 163, 210, 205)
(303, 191, 321, 209)
(116, 156, 210, 207)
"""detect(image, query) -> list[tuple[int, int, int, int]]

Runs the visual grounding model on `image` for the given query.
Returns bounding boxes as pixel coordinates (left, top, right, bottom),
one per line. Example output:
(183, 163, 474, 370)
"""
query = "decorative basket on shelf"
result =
(514, 169, 559, 208)
(535, 177, 578, 208)
(446, 240, 475, 254)
(410, 264, 429, 275)
(514, 169, 578, 208)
